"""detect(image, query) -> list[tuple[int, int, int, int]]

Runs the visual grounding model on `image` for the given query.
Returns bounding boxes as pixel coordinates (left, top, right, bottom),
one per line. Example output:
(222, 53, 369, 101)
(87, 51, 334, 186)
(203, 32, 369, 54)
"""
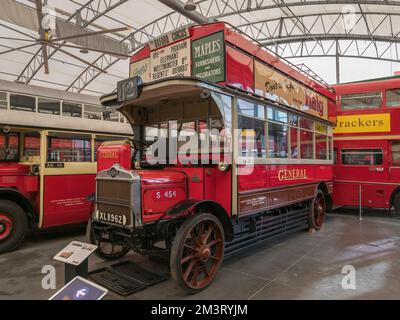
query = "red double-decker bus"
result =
(333, 75, 400, 214)
(89, 22, 336, 293)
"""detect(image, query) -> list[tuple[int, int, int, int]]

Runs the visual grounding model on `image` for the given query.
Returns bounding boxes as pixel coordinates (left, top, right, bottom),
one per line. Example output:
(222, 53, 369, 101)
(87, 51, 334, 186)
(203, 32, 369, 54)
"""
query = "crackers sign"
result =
(150, 39, 191, 81)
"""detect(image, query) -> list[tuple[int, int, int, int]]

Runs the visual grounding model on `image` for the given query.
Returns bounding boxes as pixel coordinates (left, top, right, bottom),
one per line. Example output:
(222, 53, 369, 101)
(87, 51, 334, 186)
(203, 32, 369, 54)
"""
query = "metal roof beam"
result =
(158, 0, 210, 24)
(16, 0, 128, 84)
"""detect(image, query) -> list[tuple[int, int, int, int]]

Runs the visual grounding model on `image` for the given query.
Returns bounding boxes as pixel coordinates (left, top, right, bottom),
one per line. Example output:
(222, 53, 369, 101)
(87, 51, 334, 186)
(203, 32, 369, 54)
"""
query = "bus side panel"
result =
(42, 174, 95, 228)
(333, 182, 392, 208)
(238, 164, 332, 192)
(238, 164, 332, 215)
(203, 167, 232, 216)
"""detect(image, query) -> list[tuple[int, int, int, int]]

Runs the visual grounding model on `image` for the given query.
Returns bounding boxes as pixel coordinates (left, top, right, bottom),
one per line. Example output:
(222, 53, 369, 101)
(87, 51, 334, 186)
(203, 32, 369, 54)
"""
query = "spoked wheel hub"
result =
(171, 213, 225, 293)
(0, 214, 12, 241)
(309, 190, 326, 230)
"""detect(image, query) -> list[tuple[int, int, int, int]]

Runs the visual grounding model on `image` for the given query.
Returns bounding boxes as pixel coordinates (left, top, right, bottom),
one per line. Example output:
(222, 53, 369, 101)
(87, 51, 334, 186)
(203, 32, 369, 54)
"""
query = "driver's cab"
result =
(114, 79, 233, 169)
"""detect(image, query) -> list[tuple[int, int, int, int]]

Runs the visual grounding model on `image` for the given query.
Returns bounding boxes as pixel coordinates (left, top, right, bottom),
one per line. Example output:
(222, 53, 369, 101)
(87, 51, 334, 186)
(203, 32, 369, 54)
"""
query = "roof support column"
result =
(336, 39, 340, 84)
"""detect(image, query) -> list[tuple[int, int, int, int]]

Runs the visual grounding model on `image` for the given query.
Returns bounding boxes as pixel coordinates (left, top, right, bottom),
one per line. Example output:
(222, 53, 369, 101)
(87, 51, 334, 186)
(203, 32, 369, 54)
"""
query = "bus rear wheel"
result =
(86, 219, 130, 260)
(309, 190, 326, 230)
(170, 213, 225, 294)
(0, 200, 28, 254)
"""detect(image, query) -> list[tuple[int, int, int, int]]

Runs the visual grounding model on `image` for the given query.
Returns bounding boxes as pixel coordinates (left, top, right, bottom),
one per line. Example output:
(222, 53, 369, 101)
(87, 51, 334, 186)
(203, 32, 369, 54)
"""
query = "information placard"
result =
(49, 276, 107, 300)
(192, 31, 225, 83)
(53, 241, 97, 266)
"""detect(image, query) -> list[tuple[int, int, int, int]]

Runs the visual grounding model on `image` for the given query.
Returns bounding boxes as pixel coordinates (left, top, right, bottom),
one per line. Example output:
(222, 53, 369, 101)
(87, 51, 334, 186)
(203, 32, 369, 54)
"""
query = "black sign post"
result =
(64, 259, 89, 283)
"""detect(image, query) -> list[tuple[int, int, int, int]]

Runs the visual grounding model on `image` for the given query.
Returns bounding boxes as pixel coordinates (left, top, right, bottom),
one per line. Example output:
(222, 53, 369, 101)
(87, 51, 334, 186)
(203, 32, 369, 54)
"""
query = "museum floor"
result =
(1, 212, 400, 300)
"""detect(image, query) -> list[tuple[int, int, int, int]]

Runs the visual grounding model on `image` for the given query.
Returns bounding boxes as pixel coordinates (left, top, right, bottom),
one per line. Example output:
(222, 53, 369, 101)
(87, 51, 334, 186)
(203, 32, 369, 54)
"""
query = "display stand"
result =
(53, 241, 97, 284)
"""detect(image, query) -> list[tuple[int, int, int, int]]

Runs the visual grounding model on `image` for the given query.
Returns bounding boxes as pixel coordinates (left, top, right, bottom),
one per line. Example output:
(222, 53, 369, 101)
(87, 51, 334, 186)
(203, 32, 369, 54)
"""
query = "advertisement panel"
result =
(192, 31, 225, 83)
(334, 113, 391, 134)
(150, 39, 191, 81)
(254, 61, 328, 120)
(129, 58, 151, 82)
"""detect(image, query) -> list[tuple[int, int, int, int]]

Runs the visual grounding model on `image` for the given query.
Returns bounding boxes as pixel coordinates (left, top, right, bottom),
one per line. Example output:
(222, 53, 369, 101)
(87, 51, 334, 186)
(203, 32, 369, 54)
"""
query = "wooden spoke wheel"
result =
(86, 219, 130, 261)
(170, 213, 225, 294)
(309, 190, 326, 230)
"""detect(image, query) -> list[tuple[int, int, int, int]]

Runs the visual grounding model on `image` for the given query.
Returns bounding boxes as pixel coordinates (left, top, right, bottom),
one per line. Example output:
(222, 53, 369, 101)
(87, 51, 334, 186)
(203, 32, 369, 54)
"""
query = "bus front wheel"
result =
(0, 200, 28, 254)
(308, 190, 326, 230)
(170, 212, 225, 294)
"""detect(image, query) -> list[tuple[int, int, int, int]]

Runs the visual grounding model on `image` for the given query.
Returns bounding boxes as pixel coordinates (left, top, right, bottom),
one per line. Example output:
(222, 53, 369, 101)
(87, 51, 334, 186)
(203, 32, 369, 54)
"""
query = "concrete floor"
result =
(1, 212, 400, 300)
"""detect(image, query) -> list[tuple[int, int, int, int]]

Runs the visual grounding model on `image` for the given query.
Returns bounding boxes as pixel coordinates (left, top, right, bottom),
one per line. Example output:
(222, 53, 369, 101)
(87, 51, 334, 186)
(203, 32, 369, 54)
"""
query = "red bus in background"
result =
(90, 22, 337, 293)
(333, 75, 400, 214)
(0, 80, 132, 253)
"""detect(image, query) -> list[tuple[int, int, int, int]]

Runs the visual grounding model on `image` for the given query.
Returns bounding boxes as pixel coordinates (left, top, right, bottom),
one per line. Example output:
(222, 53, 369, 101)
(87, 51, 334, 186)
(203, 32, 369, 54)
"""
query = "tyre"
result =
(86, 218, 130, 260)
(308, 190, 326, 230)
(170, 213, 225, 294)
(0, 200, 28, 254)
(393, 193, 400, 215)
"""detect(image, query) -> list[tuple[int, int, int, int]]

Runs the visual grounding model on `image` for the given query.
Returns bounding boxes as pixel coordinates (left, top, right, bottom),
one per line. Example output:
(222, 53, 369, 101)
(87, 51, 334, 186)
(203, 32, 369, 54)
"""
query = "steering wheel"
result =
(132, 139, 152, 151)
(132, 139, 153, 163)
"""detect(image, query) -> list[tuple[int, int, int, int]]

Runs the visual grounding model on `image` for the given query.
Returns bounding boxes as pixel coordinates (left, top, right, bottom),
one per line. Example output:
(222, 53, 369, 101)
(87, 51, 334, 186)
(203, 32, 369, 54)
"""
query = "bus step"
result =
(89, 261, 169, 296)
(225, 208, 308, 257)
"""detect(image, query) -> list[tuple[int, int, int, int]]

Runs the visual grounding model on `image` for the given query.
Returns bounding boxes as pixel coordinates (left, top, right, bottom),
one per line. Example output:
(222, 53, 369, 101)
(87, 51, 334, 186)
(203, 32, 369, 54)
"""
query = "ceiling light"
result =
(80, 48, 89, 54)
(184, 0, 197, 11)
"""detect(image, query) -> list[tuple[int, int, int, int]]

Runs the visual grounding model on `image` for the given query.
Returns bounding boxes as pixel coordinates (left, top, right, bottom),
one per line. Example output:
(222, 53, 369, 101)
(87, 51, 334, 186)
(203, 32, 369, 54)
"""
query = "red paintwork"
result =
(42, 174, 95, 228)
(0, 163, 30, 176)
(226, 46, 254, 92)
(138, 170, 187, 222)
(97, 143, 132, 172)
(238, 164, 332, 192)
(333, 76, 400, 209)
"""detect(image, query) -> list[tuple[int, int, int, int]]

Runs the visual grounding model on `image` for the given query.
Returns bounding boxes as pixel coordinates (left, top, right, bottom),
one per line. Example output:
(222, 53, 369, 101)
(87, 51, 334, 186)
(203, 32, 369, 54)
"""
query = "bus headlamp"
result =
(218, 162, 230, 172)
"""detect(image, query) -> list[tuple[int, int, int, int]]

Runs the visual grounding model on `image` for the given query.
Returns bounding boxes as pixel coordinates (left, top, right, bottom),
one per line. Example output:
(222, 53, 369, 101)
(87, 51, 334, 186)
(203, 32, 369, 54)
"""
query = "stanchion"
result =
(359, 184, 363, 220)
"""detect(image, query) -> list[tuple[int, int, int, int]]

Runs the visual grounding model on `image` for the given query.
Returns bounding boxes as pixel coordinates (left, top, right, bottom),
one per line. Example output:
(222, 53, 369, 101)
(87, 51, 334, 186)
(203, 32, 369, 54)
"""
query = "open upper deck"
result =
(129, 22, 336, 124)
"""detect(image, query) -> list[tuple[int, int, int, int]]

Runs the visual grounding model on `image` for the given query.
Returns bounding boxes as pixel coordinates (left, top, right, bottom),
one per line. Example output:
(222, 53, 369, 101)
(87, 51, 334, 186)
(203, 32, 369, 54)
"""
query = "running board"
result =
(225, 208, 309, 257)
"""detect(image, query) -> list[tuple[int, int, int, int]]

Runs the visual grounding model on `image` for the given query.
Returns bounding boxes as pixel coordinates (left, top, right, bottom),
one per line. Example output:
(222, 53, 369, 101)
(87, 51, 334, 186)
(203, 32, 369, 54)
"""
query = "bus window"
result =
(47, 133, 91, 162)
(84, 105, 102, 120)
(391, 142, 400, 166)
(24, 133, 40, 157)
(341, 149, 383, 165)
(315, 123, 328, 160)
(0, 133, 19, 161)
(103, 111, 119, 122)
(387, 89, 400, 107)
(333, 148, 338, 164)
(10, 94, 36, 112)
(290, 115, 299, 159)
(238, 115, 266, 158)
(62, 102, 82, 118)
(38, 98, 60, 115)
(340, 92, 381, 110)
(268, 107, 288, 159)
(0, 91, 7, 109)
(329, 137, 333, 161)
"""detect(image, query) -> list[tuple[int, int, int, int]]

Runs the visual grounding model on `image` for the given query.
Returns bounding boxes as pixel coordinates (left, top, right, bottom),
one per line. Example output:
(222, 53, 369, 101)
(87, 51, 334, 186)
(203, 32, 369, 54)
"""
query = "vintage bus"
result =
(0, 79, 132, 253)
(88, 22, 336, 293)
(333, 75, 400, 214)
